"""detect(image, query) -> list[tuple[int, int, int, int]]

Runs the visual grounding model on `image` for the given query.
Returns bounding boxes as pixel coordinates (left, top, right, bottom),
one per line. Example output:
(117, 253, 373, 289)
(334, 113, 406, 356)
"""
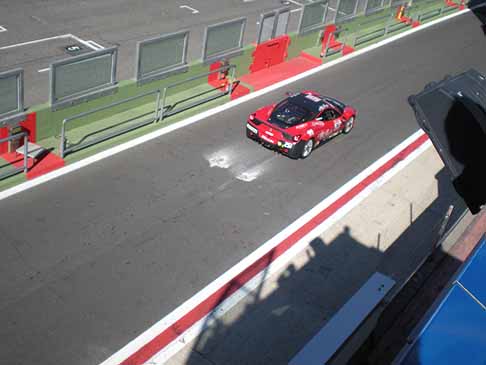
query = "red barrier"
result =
(0, 127, 8, 154)
(0, 112, 36, 156)
(320, 25, 355, 57)
(20, 112, 37, 143)
(396, 4, 421, 27)
(249, 34, 291, 73)
(445, 0, 465, 9)
(320, 25, 341, 57)
(207, 61, 229, 91)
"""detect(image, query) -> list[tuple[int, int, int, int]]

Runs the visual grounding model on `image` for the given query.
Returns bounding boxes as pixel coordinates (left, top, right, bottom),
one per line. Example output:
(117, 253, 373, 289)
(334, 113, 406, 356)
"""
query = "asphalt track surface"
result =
(1, 10, 485, 365)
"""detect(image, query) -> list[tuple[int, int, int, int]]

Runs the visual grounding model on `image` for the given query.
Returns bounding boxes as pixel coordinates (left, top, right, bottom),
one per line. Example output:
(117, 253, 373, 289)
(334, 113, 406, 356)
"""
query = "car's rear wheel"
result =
(301, 139, 314, 159)
(343, 116, 354, 134)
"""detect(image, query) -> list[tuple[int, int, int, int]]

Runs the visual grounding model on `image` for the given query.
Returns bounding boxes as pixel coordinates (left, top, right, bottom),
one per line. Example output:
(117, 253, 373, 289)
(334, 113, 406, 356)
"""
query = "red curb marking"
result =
(119, 133, 429, 365)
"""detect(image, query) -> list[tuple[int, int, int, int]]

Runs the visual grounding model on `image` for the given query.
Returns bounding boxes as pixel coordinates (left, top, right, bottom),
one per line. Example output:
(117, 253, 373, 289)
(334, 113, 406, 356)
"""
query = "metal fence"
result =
(257, 7, 291, 44)
(60, 90, 161, 158)
(202, 18, 246, 64)
(0, 68, 25, 125)
(135, 30, 190, 85)
(50, 47, 118, 110)
(160, 64, 236, 119)
(0, 132, 28, 180)
(298, 0, 329, 35)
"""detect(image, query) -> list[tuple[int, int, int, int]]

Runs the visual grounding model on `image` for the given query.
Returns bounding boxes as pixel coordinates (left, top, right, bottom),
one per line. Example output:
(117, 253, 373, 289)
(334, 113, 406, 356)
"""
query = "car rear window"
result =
(324, 97, 345, 114)
(269, 100, 316, 128)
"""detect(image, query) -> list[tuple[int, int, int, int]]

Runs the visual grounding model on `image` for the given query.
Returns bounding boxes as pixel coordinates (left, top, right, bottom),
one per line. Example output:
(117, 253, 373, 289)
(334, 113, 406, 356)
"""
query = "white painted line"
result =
(179, 5, 199, 14)
(37, 67, 49, 73)
(0, 33, 99, 52)
(0, 7, 469, 205)
(86, 40, 105, 50)
(290, 8, 302, 13)
(0, 34, 71, 50)
(0, 25, 7, 33)
(68, 34, 101, 51)
(286, 0, 304, 6)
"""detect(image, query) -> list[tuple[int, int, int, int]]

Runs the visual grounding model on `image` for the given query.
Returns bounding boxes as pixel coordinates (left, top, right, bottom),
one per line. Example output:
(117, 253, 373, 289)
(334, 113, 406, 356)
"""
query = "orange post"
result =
(396, 4, 406, 20)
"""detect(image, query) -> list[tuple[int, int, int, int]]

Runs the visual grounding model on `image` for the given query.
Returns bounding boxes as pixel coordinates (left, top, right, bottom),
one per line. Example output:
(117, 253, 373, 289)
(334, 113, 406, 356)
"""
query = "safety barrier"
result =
(353, 27, 387, 47)
(59, 65, 236, 158)
(60, 90, 161, 158)
(0, 132, 29, 180)
(160, 64, 236, 119)
(421, 3, 457, 19)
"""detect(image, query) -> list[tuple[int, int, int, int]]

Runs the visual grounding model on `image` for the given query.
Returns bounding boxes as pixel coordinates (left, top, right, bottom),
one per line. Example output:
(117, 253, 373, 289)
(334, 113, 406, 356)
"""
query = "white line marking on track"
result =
(0, 34, 71, 50)
(37, 67, 49, 73)
(179, 5, 199, 14)
(68, 34, 102, 51)
(286, 0, 304, 6)
(86, 40, 105, 50)
(0, 33, 101, 51)
(290, 8, 302, 13)
(0, 25, 7, 32)
(0, 7, 468, 205)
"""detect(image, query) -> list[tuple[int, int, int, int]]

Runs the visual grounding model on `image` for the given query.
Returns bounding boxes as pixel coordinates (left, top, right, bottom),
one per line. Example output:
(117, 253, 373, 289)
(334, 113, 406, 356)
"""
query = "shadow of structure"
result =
(469, 0, 486, 34)
(174, 166, 466, 365)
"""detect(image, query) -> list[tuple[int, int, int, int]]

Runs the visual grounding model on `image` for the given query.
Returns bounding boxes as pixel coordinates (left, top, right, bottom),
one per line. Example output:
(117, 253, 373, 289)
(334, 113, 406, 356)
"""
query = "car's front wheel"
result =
(343, 116, 355, 134)
(300, 139, 314, 159)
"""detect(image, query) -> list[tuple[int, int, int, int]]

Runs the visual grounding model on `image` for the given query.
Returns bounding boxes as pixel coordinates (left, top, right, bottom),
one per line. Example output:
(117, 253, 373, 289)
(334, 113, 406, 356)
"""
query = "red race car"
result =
(246, 90, 356, 159)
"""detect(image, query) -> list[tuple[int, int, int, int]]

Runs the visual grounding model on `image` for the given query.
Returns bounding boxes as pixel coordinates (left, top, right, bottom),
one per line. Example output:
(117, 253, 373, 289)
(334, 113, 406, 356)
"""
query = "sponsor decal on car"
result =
(307, 129, 315, 137)
(261, 134, 275, 144)
(304, 94, 321, 103)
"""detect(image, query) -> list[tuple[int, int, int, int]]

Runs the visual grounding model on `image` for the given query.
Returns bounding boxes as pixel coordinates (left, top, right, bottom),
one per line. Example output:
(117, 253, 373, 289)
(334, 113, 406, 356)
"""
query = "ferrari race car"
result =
(246, 90, 356, 159)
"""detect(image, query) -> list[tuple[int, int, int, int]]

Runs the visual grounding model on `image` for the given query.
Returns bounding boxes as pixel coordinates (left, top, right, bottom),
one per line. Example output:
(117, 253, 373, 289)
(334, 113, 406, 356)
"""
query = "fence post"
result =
(228, 65, 236, 96)
(433, 205, 454, 251)
(160, 87, 168, 121)
(155, 90, 161, 122)
(23, 134, 28, 173)
(60, 119, 66, 158)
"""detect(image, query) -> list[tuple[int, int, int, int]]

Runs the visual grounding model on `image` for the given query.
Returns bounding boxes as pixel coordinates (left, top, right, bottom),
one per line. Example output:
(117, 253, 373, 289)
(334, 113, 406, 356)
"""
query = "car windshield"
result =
(269, 100, 316, 128)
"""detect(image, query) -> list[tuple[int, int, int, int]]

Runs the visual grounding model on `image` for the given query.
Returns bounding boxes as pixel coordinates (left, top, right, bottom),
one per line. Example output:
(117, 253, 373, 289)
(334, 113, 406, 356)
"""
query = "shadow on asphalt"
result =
(177, 168, 466, 365)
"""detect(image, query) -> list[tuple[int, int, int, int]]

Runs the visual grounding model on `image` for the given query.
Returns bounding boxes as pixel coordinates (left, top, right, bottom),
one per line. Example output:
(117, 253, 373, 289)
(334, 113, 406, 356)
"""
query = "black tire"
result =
(300, 139, 314, 159)
(343, 116, 355, 134)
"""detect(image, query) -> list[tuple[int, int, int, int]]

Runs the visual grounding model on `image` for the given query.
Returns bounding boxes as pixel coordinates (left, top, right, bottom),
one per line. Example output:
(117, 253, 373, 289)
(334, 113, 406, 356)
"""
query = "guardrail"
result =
(418, 3, 457, 21)
(60, 65, 237, 158)
(160, 64, 236, 119)
(60, 89, 161, 158)
(0, 132, 29, 180)
(353, 27, 387, 47)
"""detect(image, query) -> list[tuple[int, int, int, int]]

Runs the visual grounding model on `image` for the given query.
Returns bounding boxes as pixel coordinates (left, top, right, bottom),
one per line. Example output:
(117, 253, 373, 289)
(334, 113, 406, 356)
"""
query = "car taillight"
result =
(293, 135, 302, 142)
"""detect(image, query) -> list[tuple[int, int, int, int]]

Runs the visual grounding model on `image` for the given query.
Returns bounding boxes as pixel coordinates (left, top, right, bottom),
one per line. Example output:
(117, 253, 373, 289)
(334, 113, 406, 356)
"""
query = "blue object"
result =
(398, 235, 486, 365)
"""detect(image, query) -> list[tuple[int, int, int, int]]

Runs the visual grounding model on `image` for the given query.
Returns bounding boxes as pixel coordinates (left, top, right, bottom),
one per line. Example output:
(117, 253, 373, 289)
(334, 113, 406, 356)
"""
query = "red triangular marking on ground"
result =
(238, 53, 322, 91)
(26, 152, 65, 180)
